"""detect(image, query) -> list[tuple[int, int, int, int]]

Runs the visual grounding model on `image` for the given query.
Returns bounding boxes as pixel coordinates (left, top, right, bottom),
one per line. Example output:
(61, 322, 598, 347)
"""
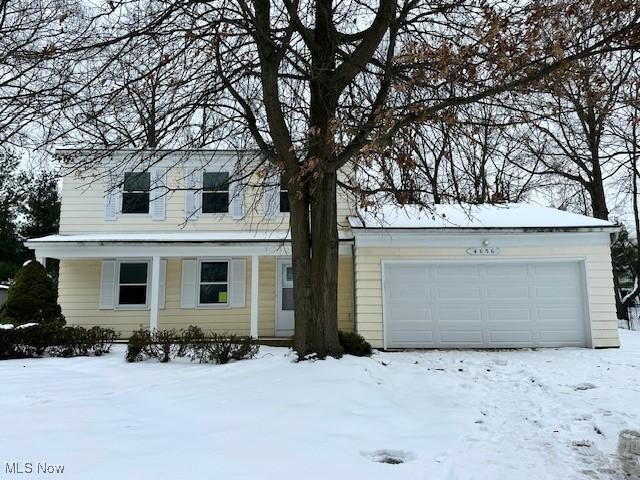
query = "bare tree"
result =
(521, 53, 635, 219)
(0, 0, 85, 149)
(48, 1, 640, 357)
(610, 57, 640, 320)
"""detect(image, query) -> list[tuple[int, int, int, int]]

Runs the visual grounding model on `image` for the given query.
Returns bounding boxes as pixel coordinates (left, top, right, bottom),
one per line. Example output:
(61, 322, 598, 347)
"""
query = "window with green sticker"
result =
(198, 260, 229, 305)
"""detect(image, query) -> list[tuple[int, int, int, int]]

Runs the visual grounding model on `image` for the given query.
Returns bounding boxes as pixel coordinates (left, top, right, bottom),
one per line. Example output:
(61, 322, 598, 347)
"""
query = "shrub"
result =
(177, 325, 206, 360)
(126, 328, 156, 363)
(0, 261, 65, 326)
(0, 323, 117, 360)
(125, 326, 259, 364)
(154, 329, 179, 363)
(90, 326, 118, 356)
(189, 333, 259, 364)
(338, 331, 372, 357)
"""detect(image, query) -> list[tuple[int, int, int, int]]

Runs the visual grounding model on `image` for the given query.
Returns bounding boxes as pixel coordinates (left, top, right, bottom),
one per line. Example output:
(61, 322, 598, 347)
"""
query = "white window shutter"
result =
(231, 181, 245, 219)
(99, 260, 117, 309)
(159, 258, 167, 309)
(184, 167, 200, 220)
(181, 259, 197, 308)
(230, 258, 246, 308)
(264, 177, 279, 219)
(104, 173, 120, 220)
(151, 168, 167, 221)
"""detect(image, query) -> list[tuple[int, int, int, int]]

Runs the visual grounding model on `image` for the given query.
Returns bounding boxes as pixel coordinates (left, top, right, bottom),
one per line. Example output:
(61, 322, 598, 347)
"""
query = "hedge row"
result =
(0, 323, 118, 360)
(126, 326, 259, 364)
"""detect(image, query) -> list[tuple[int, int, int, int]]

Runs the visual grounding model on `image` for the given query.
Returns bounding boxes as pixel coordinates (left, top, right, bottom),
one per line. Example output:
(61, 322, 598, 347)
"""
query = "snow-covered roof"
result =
(26, 230, 354, 245)
(348, 203, 617, 230)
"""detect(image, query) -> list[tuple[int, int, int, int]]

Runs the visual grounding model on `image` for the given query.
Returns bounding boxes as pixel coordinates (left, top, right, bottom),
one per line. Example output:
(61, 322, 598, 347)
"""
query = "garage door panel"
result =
(384, 261, 588, 349)
(438, 286, 480, 299)
(440, 330, 483, 344)
(389, 307, 433, 322)
(538, 329, 585, 344)
(486, 286, 529, 300)
(537, 306, 581, 322)
(487, 308, 531, 322)
(535, 286, 581, 299)
(485, 264, 528, 278)
(439, 308, 482, 322)
(533, 263, 579, 277)
(488, 330, 534, 343)
(435, 264, 481, 278)
(389, 330, 434, 344)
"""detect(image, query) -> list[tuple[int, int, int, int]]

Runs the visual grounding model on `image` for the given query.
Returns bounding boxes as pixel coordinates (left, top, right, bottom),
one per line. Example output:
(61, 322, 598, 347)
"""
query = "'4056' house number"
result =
(466, 246, 500, 256)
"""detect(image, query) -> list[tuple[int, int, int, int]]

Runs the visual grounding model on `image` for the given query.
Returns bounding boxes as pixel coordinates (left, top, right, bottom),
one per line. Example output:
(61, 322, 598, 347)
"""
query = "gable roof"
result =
(348, 203, 617, 231)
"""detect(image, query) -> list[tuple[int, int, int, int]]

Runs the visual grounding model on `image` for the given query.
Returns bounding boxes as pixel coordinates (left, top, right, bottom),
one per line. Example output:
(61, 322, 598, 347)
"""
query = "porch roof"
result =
(25, 230, 354, 259)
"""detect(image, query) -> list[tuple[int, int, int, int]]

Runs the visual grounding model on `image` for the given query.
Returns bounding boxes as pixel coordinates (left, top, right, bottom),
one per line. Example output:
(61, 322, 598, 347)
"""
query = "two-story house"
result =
(27, 149, 622, 349)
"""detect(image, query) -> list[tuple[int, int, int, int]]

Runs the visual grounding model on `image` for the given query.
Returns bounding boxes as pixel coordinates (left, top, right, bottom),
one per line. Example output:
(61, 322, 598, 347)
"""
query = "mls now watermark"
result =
(5, 462, 65, 475)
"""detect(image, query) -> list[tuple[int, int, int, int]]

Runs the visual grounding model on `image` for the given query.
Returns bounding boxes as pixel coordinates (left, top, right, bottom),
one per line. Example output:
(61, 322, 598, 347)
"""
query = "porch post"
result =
(149, 255, 161, 331)
(250, 254, 259, 338)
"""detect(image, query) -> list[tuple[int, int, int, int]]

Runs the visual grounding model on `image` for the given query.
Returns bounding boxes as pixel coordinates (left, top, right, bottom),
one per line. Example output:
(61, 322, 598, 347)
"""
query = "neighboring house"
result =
(26, 149, 620, 349)
(0, 285, 8, 307)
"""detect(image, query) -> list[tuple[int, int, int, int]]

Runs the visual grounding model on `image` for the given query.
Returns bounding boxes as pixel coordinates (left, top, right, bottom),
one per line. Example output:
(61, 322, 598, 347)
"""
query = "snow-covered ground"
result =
(1, 331, 640, 480)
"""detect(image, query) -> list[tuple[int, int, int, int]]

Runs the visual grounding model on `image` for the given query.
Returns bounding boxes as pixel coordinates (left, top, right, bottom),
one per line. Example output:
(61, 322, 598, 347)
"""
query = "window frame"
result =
(201, 170, 230, 215)
(196, 258, 231, 308)
(115, 259, 151, 309)
(121, 171, 151, 215)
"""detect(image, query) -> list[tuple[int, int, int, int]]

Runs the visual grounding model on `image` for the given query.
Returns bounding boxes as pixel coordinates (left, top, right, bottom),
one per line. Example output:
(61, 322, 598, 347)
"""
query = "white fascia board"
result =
(26, 241, 354, 259)
(352, 229, 614, 248)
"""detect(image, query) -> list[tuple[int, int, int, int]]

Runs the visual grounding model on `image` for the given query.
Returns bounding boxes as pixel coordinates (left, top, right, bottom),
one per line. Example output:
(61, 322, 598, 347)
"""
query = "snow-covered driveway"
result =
(1, 331, 639, 480)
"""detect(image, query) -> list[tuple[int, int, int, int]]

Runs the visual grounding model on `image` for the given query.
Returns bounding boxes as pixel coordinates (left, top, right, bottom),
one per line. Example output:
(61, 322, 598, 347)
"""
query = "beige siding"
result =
(58, 255, 355, 338)
(60, 167, 355, 234)
(354, 243, 619, 349)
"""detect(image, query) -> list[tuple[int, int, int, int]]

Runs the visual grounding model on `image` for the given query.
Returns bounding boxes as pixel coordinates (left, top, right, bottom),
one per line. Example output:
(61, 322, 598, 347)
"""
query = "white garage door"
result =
(383, 261, 589, 348)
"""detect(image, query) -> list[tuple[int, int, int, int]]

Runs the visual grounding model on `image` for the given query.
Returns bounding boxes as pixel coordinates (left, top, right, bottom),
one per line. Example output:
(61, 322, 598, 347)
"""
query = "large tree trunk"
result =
(290, 169, 342, 358)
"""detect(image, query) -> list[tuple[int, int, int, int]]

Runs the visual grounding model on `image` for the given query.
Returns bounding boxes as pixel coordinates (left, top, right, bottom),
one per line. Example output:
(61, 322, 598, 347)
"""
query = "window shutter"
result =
(99, 260, 117, 309)
(231, 181, 245, 219)
(181, 259, 197, 308)
(104, 173, 120, 220)
(151, 168, 167, 221)
(264, 176, 279, 219)
(230, 258, 246, 308)
(159, 258, 167, 309)
(184, 167, 200, 220)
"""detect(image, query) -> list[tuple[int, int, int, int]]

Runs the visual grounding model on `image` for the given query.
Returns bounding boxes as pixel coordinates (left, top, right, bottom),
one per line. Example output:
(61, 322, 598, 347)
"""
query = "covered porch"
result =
(25, 232, 355, 339)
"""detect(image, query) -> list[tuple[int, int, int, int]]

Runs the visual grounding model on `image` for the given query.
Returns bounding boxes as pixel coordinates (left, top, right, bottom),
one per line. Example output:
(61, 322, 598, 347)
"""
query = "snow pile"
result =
(1, 331, 639, 479)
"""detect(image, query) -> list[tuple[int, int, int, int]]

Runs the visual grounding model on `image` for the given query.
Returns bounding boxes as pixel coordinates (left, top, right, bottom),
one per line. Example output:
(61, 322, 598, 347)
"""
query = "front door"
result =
(276, 259, 295, 336)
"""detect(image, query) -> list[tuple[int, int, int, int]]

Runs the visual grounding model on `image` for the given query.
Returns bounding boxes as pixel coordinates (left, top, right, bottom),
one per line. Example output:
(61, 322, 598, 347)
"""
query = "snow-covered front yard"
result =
(1, 332, 640, 480)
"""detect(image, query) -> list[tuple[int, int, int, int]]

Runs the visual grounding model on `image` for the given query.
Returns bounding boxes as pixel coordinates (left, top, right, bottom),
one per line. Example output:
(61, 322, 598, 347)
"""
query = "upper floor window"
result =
(199, 260, 229, 305)
(122, 172, 150, 214)
(118, 261, 148, 306)
(280, 174, 290, 213)
(202, 172, 229, 214)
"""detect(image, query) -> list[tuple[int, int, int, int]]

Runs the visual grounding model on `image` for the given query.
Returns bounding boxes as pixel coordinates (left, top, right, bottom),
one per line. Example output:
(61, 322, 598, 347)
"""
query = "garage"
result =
(349, 203, 621, 350)
(383, 261, 589, 348)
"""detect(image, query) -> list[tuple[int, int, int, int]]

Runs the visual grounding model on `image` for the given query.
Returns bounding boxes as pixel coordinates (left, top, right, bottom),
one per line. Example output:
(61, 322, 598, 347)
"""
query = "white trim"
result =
(380, 257, 593, 350)
(115, 259, 152, 310)
(149, 256, 161, 330)
(353, 230, 613, 248)
(581, 259, 595, 348)
(250, 255, 259, 338)
(27, 242, 354, 260)
(196, 258, 231, 309)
